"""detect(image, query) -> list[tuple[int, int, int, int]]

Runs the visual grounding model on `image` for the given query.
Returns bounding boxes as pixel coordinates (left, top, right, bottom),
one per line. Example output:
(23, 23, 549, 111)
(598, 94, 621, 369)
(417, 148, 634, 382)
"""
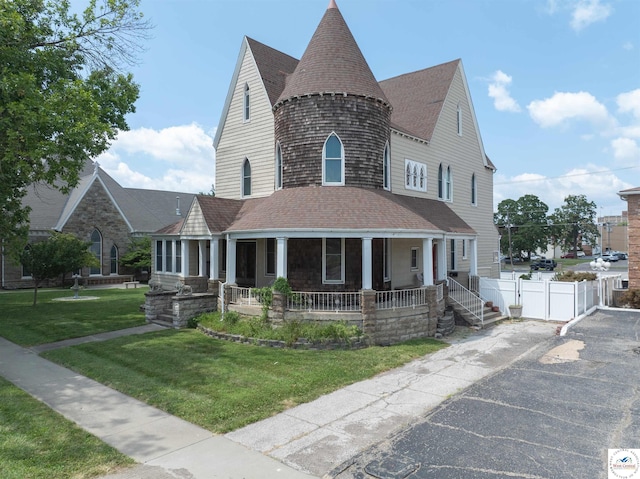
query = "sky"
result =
(94, 0, 640, 218)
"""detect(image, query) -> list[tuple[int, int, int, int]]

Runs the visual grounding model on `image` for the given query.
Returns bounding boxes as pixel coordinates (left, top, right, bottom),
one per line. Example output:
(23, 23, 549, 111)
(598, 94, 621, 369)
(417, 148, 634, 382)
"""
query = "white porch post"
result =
(470, 238, 478, 276)
(209, 238, 219, 280)
(438, 238, 448, 281)
(362, 237, 372, 290)
(276, 237, 287, 279)
(181, 240, 189, 277)
(198, 240, 207, 277)
(423, 238, 434, 286)
(226, 236, 237, 285)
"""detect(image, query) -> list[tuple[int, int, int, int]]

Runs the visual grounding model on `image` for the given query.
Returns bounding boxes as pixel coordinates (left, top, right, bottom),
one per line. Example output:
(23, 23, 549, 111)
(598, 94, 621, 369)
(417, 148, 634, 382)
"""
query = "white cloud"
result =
(622, 41, 634, 51)
(570, 0, 612, 31)
(527, 91, 613, 129)
(611, 137, 640, 161)
(488, 70, 521, 113)
(617, 89, 640, 119)
(96, 123, 216, 194)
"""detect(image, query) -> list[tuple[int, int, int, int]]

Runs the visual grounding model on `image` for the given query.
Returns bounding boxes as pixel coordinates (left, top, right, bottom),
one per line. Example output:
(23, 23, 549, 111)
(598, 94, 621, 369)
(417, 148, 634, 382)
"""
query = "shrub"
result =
(552, 271, 597, 282)
(222, 310, 241, 326)
(619, 289, 640, 309)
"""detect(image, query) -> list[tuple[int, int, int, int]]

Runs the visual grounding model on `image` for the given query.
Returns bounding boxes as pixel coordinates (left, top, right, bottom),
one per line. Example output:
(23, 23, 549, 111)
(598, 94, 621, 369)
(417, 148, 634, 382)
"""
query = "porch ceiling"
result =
(225, 186, 475, 235)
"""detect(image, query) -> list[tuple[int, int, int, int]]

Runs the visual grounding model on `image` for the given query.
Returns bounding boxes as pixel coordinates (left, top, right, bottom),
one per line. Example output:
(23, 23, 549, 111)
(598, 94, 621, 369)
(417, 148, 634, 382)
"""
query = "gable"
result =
(181, 198, 211, 236)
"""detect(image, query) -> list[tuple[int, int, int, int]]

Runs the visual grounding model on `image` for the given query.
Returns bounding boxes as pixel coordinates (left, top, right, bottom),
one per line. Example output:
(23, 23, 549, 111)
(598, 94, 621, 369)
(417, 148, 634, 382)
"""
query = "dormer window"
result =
(323, 133, 344, 185)
(242, 158, 252, 196)
(243, 83, 250, 122)
(275, 142, 283, 190)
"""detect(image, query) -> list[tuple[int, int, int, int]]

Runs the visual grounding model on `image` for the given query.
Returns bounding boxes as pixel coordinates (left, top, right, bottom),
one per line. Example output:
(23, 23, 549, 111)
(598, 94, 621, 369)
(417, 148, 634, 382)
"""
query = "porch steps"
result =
(150, 309, 175, 328)
(447, 299, 508, 329)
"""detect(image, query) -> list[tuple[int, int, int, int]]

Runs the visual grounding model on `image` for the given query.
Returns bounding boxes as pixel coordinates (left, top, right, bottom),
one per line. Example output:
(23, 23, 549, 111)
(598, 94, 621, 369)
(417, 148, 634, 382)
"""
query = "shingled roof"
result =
(225, 186, 474, 234)
(276, 1, 388, 107)
(246, 37, 299, 106)
(379, 59, 460, 142)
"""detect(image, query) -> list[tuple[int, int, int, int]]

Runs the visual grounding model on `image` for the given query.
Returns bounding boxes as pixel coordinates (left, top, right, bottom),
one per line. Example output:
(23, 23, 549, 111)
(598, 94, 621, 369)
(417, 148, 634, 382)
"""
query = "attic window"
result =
(242, 158, 252, 197)
(457, 104, 462, 136)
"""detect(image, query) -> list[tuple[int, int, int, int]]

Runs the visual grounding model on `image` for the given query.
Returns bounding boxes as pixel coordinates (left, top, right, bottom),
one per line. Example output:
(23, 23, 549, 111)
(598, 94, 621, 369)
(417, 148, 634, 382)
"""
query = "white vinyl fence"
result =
(480, 274, 622, 321)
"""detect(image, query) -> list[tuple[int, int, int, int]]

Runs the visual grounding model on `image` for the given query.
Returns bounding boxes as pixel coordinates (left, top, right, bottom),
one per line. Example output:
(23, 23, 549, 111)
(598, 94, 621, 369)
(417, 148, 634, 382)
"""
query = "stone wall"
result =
(628, 195, 640, 289)
(274, 94, 391, 189)
(172, 293, 217, 328)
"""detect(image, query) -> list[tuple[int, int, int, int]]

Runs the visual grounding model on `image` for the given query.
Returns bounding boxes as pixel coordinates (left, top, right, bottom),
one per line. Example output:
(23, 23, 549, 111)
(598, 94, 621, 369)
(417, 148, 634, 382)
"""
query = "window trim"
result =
(322, 132, 345, 186)
(404, 159, 427, 192)
(243, 83, 250, 122)
(410, 247, 419, 271)
(383, 142, 391, 190)
(322, 238, 345, 284)
(242, 157, 252, 197)
(471, 173, 477, 206)
(275, 142, 283, 190)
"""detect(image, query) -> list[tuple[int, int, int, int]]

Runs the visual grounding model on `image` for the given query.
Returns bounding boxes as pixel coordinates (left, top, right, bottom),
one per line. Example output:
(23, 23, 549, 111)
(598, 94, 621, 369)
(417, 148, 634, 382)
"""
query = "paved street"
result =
(332, 309, 640, 479)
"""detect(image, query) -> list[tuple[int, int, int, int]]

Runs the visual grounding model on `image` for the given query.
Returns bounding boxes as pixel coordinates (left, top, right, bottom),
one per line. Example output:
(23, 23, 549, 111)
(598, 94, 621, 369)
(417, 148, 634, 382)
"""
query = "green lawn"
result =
(43, 329, 448, 433)
(0, 288, 147, 346)
(0, 377, 133, 479)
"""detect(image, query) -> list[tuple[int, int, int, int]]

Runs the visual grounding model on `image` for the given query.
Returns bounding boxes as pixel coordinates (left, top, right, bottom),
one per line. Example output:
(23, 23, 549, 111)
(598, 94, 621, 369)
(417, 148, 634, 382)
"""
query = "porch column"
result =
(422, 238, 434, 285)
(276, 237, 287, 279)
(181, 240, 189, 277)
(209, 238, 219, 280)
(198, 240, 207, 277)
(362, 237, 372, 290)
(226, 236, 237, 284)
(438, 239, 448, 281)
(469, 238, 478, 276)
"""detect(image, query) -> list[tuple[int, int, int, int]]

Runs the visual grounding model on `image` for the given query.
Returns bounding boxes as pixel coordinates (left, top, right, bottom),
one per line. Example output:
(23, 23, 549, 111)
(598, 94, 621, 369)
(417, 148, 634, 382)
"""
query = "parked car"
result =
(530, 259, 557, 271)
(601, 253, 619, 262)
(612, 252, 627, 260)
(560, 251, 586, 259)
(503, 256, 523, 264)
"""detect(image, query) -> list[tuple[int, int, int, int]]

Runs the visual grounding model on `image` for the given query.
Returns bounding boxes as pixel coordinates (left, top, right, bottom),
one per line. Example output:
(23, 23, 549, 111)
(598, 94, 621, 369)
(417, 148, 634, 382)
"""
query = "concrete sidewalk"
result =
(0, 320, 557, 478)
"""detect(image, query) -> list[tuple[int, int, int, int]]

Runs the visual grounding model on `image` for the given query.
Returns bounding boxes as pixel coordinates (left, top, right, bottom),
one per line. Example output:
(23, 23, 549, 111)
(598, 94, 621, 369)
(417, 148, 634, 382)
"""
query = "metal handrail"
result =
(447, 277, 484, 326)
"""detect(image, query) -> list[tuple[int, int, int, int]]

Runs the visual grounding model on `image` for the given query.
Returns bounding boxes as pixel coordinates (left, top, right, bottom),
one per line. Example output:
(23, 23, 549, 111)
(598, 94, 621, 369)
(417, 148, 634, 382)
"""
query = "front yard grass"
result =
(43, 329, 448, 433)
(0, 376, 133, 479)
(0, 289, 147, 346)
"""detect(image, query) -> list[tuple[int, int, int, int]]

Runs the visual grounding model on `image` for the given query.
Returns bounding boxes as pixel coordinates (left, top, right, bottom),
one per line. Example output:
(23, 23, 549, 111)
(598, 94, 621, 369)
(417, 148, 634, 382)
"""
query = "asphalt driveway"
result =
(333, 309, 640, 479)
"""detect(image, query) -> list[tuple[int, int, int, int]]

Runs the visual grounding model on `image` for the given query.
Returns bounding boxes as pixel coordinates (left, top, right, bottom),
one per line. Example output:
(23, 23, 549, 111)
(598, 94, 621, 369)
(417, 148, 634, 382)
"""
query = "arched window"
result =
(383, 143, 391, 190)
(243, 83, 250, 122)
(405, 164, 411, 187)
(110, 245, 118, 275)
(323, 133, 344, 185)
(242, 158, 252, 197)
(412, 165, 418, 188)
(22, 244, 32, 278)
(471, 173, 477, 205)
(445, 166, 452, 201)
(419, 166, 425, 190)
(438, 164, 443, 199)
(90, 229, 102, 275)
(275, 142, 283, 190)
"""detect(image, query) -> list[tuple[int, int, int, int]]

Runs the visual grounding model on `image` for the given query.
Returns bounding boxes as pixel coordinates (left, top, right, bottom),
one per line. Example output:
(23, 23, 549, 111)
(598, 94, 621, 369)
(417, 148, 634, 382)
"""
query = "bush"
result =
(619, 289, 640, 309)
(552, 271, 597, 282)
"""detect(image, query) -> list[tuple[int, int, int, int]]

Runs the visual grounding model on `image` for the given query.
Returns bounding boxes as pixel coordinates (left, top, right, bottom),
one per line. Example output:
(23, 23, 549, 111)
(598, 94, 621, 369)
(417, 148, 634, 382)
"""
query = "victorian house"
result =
(152, 1, 500, 313)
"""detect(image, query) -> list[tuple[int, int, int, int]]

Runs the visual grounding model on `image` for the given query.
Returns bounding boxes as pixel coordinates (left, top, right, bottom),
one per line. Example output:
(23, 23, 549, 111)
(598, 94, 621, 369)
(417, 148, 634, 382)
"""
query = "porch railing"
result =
(447, 277, 484, 326)
(229, 286, 264, 306)
(287, 291, 361, 312)
(376, 287, 428, 310)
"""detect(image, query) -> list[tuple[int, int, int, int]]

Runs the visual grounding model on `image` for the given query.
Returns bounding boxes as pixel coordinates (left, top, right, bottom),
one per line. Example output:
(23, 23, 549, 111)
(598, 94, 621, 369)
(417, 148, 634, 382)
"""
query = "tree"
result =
(550, 195, 599, 256)
(119, 236, 151, 275)
(0, 0, 151, 259)
(20, 232, 98, 305)
(494, 195, 550, 261)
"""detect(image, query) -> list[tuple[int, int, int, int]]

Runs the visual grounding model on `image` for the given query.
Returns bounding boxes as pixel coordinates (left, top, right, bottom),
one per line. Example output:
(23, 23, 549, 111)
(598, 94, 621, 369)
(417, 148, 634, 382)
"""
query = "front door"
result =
(236, 241, 256, 287)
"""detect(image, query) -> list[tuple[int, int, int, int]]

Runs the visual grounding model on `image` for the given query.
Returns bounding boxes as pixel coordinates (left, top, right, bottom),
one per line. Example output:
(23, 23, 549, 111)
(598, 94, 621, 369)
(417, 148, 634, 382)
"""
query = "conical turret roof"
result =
(276, 1, 389, 106)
